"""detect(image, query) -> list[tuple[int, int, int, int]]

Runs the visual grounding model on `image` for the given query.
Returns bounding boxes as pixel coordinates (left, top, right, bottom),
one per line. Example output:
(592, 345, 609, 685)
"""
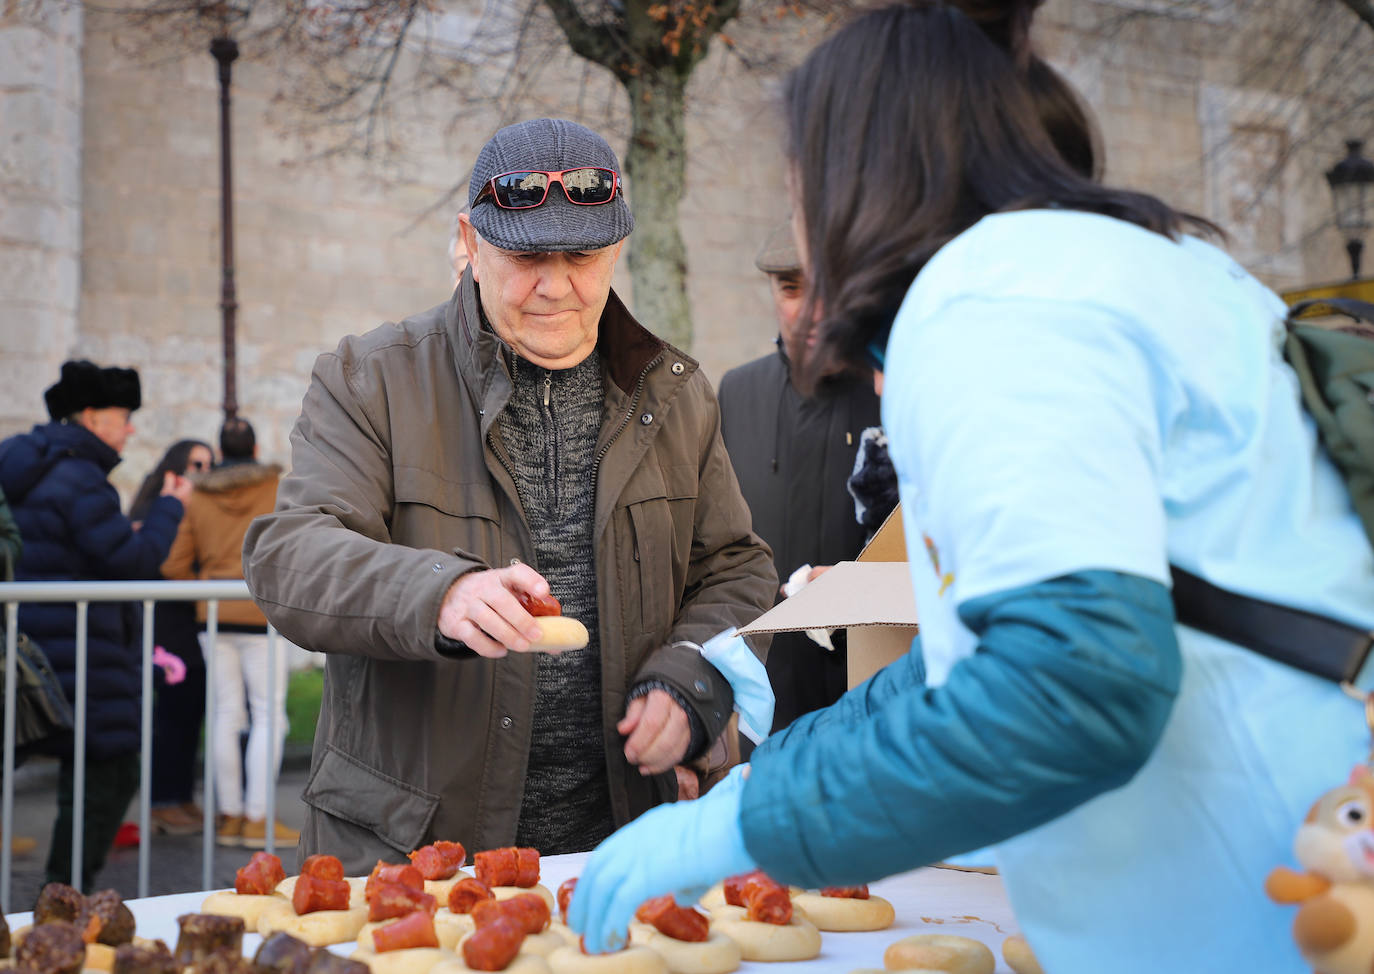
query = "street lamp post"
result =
(1325, 138, 1374, 281)
(211, 35, 240, 421)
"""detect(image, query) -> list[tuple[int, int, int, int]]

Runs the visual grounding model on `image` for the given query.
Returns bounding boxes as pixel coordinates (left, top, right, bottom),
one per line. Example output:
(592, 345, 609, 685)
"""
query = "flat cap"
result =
(754, 219, 801, 274)
(468, 118, 634, 252)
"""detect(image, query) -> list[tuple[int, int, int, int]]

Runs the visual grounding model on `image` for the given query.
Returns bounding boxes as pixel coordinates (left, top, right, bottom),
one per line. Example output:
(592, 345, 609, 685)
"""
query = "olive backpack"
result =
(1171, 297, 1374, 686)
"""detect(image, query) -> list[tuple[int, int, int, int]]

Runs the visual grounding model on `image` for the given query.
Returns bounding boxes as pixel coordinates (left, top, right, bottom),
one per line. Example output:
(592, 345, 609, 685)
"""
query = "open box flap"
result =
(738, 561, 919, 636)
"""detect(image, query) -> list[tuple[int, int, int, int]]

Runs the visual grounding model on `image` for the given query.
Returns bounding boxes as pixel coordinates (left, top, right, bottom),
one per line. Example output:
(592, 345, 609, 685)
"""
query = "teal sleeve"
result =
(752, 641, 926, 756)
(739, 570, 1182, 887)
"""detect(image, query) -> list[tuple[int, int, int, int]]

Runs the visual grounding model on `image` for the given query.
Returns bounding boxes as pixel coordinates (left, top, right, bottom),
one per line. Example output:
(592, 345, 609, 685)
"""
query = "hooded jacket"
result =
(243, 272, 777, 868)
(0, 421, 183, 758)
(161, 459, 282, 628)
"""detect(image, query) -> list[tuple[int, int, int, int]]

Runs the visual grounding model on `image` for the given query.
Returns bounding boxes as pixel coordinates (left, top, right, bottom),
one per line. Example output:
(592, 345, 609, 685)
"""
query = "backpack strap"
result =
(1171, 566, 1374, 688)
(1287, 297, 1374, 325)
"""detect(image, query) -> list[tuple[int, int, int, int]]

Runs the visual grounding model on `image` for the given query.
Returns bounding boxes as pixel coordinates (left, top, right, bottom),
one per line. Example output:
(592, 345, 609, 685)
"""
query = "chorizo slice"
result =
(367, 883, 437, 923)
(820, 885, 869, 899)
(634, 895, 709, 943)
(742, 875, 792, 925)
(291, 875, 351, 916)
(447, 879, 494, 915)
(556, 878, 577, 925)
(299, 856, 345, 883)
(364, 863, 424, 901)
(471, 894, 549, 936)
(369, 912, 438, 953)
(461, 917, 523, 972)
(236, 853, 287, 896)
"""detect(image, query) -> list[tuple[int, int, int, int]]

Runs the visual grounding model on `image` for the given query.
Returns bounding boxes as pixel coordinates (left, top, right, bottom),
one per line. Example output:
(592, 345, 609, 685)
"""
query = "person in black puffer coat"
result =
(0, 360, 192, 892)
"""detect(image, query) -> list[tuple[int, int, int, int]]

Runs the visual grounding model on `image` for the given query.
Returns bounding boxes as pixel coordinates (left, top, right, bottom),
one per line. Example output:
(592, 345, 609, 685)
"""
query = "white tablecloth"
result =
(5, 853, 1021, 972)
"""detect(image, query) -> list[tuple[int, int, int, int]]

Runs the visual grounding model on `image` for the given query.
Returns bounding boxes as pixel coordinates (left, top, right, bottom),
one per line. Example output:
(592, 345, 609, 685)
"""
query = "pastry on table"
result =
(883, 934, 994, 974)
(791, 885, 894, 932)
(259, 855, 369, 947)
(708, 873, 820, 963)
(628, 895, 739, 974)
(203, 852, 290, 927)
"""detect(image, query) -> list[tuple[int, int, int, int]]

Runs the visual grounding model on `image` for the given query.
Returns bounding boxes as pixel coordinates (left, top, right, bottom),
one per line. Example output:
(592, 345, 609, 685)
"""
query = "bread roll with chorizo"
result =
(517, 593, 588, 652)
(882, 934, 994, 974)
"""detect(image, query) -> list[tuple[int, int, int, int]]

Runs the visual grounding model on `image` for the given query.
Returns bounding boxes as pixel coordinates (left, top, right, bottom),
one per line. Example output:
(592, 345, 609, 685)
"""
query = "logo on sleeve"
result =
(924, 533, 954, 597)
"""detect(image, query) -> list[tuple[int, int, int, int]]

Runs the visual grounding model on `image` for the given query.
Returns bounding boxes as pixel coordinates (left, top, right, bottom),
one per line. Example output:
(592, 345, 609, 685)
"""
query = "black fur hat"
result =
(43, 359, 142, 421)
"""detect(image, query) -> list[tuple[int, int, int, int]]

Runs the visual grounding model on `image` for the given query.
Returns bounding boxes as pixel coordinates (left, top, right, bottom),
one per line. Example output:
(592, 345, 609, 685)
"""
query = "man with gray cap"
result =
(244, 118, 775, 868)
(717, 222, 881, 741)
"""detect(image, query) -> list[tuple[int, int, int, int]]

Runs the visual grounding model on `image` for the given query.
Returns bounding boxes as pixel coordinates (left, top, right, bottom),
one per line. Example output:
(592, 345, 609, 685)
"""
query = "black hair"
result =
(129, 439, 212, 522)
(787, 1, 1216, 389)
(219, 417, 256, 461)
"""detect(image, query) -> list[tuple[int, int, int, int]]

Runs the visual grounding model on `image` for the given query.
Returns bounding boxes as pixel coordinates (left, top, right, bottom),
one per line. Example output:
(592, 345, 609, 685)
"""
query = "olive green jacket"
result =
(243, 271, 776, 871)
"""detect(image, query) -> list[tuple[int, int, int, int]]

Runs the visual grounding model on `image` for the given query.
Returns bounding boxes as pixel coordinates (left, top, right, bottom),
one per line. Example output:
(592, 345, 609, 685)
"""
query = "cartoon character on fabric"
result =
(1266, 766, 1374, 973)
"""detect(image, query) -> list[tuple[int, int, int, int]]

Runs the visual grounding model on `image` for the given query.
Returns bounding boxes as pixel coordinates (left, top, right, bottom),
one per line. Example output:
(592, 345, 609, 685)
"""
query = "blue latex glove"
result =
(569, 764, 756, 954)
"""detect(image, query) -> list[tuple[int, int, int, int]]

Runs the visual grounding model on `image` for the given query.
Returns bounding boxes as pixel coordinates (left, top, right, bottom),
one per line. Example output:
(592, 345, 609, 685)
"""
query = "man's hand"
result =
(618, 688, 690, 775)
(160, 471, 194, 506)
(437, 564, 554, 659)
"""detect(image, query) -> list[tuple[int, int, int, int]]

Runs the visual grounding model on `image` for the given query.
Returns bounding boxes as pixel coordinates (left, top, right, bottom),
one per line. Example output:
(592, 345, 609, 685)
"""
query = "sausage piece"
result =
(291, 875, 350, 915)
(299, 856, 345, 882)
(15, 921, 86, 974)
(634, 895, 709, 943)
(370, 912, 438, 953)
(251, 932, 311, 974)
(407, 841, 465, 880)
(722, 871, 765, 908)
(742, 875, 792, 925)
(364, 862, 424, 901)
(112, 940, 176, 974)
(516, 592, 561, 617)
(820, 885, 869, 899)
(367, 883, 437, 923)
(86, 889, 137, 946)
(236, 853, 287, 896)
(446, 878, 494, 915)
(473, 847, 540, 888)
(303, 951, 369, 974)
(33, 884, 85, 926)
(461, 917, 523, 972)
(173, 914, 245, 967)
(556, 878, 577, 925)
(471, 893, 549, 935)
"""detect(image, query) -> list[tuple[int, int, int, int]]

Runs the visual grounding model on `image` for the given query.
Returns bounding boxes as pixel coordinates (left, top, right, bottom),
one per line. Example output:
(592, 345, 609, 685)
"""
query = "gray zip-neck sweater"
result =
(498, 349, 613, 853)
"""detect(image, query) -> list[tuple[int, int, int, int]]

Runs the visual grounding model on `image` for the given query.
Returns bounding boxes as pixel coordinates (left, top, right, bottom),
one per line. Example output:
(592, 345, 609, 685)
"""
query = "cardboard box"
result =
(739, 506, 918, 688)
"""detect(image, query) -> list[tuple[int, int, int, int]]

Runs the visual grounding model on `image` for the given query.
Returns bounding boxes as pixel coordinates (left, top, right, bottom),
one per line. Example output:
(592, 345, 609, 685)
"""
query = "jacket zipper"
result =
(542, 371, 559, 512)
(591, 352, 663, 505)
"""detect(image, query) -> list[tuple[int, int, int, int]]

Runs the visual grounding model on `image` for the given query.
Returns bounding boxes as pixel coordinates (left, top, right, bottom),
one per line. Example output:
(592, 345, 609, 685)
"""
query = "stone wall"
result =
(0, 0, 1367, 499)
(0, 0, 83, 433)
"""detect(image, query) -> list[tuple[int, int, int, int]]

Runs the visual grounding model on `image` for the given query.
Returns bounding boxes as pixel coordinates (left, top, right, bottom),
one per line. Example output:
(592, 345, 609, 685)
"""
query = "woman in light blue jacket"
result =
(570, 3, 1374, 970)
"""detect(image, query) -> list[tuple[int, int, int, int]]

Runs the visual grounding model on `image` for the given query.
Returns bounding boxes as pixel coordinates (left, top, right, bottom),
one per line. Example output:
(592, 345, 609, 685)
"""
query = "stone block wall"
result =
(0, 0, 83, 433)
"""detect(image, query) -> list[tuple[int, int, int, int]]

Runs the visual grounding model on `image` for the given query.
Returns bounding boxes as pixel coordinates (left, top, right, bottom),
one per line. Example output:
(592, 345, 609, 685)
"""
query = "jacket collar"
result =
(445, 266, 689, 417)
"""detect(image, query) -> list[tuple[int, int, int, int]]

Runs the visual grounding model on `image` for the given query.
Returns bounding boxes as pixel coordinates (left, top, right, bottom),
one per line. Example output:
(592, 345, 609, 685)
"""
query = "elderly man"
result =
(244, 118, 775, 870)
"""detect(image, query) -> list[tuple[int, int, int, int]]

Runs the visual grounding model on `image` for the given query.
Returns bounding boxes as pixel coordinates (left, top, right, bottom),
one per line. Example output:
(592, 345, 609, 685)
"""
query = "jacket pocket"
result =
(302, 744, 440, 855)
(393, 466, 501, 558)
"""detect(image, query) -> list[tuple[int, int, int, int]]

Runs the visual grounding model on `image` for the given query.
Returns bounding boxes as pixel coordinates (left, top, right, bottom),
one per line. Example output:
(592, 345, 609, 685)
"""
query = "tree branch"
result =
(541, 0, 620, 69)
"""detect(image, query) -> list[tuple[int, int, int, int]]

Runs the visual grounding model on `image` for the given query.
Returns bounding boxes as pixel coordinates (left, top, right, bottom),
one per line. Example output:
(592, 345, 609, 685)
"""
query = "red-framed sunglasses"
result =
(473, 167, 620, 210)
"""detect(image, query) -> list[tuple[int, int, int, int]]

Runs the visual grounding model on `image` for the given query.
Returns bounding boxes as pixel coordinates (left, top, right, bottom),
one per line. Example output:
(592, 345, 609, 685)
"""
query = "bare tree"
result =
(92, 0, 852, 350)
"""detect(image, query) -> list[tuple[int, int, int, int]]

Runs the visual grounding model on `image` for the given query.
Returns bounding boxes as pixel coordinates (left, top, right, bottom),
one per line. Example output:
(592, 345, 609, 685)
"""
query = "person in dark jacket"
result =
(0, 359, 191, 891)
(717, 224, 881, 735)
(130, 437, 215, 836)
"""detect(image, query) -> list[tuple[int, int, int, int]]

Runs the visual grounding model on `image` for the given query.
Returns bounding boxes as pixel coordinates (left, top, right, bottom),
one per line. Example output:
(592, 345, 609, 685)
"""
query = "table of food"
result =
(3, 845, 1031, 974)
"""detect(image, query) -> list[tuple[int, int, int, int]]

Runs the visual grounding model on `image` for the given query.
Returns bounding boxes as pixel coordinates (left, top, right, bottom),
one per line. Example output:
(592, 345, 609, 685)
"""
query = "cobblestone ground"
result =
(3, 755, 310, 913)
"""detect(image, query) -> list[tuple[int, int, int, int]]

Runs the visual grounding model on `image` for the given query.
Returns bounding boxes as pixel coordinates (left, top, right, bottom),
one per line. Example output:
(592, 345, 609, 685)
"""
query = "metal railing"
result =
(1, 580, 292, 911)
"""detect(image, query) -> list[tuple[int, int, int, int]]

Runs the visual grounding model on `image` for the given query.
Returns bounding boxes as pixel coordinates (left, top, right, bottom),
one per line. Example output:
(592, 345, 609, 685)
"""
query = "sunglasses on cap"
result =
(473, 167, 620, 210)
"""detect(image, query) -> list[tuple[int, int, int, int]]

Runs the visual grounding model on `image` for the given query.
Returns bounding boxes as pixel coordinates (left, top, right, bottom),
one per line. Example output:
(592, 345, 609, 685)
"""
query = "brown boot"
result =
(239, 818, 300, 850)
(216, 814, 245, 847)
(150, 805, 202, 836)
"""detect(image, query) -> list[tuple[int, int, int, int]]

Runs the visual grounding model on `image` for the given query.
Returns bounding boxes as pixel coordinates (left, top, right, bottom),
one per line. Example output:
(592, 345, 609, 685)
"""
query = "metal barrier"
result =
(1, 579, 293, 911)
